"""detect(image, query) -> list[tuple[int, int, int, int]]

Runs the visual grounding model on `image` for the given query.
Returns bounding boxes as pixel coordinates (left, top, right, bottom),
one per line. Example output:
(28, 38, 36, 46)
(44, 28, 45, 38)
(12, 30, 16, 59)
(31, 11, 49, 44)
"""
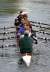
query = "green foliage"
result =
(0, 0, 16, 3)
(0, 8, 17, 14)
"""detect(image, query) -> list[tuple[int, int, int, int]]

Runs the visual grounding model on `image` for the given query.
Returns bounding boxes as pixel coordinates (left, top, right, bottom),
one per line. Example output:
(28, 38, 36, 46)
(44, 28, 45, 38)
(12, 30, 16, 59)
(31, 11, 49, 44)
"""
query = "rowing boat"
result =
(22, 53, 32, 67)
(14, 16, 37, 67)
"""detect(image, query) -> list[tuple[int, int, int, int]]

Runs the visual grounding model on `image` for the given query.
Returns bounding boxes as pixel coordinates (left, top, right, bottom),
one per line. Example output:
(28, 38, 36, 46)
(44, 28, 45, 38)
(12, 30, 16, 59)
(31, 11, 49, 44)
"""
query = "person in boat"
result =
(19, 31, 33, 55)
(18, 32, 33, 64)
(16, 11, 37, 47)
(16, 12, 30, 47)
(21, 13, 32, 31)
(15, 10, 31, 34)
(14, 10, 23, 26)
(14, 10, 23, 31)
(16, 17, 28, 47)
(18, 13, 37, 42)
(22, 18, 37, 44)
(20, 13, 32, 36)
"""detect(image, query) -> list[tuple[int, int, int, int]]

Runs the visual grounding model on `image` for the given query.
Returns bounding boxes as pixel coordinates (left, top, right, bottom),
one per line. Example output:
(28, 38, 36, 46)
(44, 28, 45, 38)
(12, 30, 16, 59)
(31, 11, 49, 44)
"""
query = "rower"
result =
(21, 12, 32, 31)
(14, 10, 23, 31)
(14, 11, 23, 26)
(17, 10, 23, 24)
(19, 31, 33, 55)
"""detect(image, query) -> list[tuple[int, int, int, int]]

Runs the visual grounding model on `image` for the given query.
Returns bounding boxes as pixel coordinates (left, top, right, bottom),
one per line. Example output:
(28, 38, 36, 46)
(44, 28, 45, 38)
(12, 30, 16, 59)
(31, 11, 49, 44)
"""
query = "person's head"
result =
(19, 10, 23, 14)
(23, 14, 28, 19)
(21, 11, 28, 19)
(20, 10, 23, 13)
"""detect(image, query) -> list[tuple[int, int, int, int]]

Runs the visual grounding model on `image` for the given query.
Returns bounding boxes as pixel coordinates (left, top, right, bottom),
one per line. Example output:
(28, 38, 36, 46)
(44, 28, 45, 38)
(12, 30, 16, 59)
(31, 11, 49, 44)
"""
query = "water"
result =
(0, 0, 50, 72)
(0, 0, 50, 24)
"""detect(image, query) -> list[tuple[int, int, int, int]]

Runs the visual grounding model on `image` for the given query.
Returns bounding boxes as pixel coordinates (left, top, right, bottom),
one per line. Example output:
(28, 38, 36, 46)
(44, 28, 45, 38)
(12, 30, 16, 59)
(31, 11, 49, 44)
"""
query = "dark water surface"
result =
(0, 0, 50, 72)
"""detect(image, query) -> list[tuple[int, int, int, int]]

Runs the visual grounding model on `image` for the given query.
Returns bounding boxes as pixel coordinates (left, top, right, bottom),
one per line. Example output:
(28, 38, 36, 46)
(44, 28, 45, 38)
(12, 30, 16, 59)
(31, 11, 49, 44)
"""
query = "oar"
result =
(0, 31, 16, 35)
(0, 29, 50, 35)
(30, 21, 50, 26)
(0, 21, 50, 30)
(0, 44, 16, 48)
(0, 26, 15, 30)
(0, 36, 16, 41)
(0, 25, 49, 30)
(0, 35, 50, 42)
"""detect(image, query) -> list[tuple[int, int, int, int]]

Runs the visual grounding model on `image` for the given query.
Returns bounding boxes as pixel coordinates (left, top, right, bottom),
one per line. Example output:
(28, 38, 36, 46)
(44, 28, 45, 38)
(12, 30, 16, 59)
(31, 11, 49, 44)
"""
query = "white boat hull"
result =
(22, 53, 32, 67)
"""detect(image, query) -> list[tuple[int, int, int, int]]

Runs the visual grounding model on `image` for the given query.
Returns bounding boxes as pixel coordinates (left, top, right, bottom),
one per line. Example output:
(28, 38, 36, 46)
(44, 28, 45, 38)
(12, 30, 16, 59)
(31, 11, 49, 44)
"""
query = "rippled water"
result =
(0, 0, 50, 24)
(0, 0, 50, 72)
